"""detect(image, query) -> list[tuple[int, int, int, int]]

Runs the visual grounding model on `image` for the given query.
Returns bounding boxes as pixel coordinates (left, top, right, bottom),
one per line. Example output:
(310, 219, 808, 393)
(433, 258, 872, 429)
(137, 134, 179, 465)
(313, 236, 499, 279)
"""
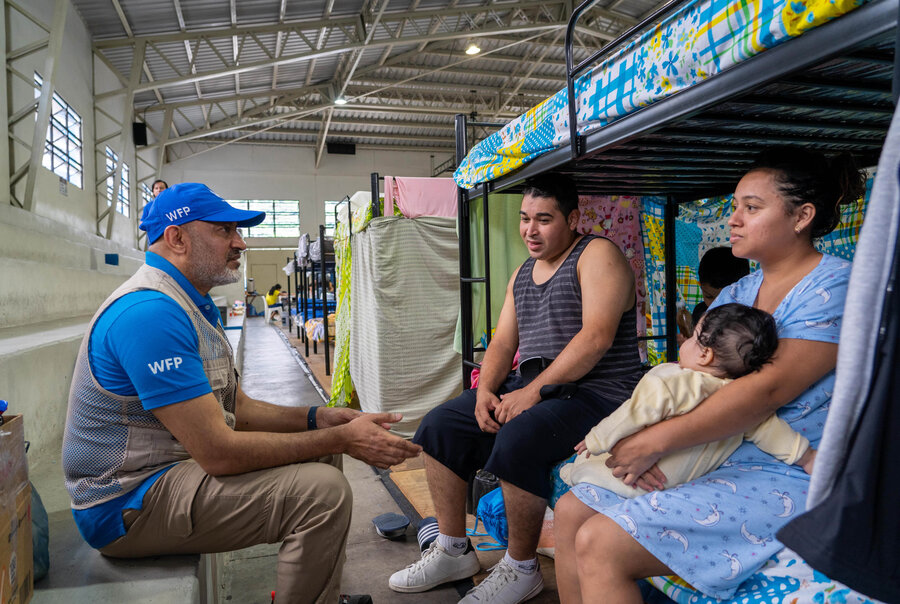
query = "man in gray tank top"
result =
(63, 183, 421, 604)
(389, 174, 642, 603)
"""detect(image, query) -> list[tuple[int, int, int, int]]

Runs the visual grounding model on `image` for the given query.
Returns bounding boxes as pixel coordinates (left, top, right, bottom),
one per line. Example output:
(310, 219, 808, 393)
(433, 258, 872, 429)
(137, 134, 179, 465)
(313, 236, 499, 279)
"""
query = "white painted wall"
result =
(160, 143, 435, 232)
(0, 0, 150, 460)
(166, 143, 438, 311)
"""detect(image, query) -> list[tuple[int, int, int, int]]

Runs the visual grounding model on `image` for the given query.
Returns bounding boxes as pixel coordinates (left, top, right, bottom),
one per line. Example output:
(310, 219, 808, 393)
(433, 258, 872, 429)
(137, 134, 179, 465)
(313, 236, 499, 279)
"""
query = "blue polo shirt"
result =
(74, 251, 223, 548)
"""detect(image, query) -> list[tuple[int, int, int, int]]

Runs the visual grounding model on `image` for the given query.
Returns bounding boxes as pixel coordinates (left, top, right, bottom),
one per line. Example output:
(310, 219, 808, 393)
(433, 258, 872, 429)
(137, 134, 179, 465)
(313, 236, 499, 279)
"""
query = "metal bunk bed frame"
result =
(456, 0, 899, 388)
(293, 223, 340, 376)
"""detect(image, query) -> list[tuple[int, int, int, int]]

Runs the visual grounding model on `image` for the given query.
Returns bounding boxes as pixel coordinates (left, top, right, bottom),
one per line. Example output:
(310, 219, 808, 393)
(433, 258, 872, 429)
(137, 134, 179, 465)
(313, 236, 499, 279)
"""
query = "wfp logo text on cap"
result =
(165, 206, 191, 222)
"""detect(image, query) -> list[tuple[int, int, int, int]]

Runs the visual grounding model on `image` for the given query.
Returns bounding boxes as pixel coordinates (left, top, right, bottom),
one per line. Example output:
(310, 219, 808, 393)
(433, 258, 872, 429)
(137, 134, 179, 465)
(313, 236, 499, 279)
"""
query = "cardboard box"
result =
(0, 416, 27, 496)
(0, 416, 32, 604)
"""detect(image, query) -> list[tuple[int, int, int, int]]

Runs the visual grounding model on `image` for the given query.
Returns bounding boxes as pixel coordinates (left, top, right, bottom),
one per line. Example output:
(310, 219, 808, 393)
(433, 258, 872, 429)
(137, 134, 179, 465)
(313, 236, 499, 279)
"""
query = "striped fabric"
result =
(417, 517, 440, 552)
(514, 235, 641, 405)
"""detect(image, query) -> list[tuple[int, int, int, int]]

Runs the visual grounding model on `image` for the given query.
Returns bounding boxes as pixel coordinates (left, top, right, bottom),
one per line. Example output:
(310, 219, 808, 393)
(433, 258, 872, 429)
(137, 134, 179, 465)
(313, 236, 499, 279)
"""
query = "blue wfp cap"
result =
(140, 182, 266, 243)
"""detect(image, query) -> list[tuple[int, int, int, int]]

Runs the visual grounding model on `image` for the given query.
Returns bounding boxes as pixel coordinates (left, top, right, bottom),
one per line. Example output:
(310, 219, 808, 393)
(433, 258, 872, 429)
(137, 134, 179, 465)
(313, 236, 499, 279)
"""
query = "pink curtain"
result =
(384, 176, 457, 218)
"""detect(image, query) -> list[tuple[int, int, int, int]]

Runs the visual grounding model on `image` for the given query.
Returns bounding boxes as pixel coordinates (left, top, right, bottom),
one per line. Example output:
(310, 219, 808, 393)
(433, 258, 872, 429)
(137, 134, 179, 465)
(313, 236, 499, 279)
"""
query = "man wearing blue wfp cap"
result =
(63, 183, 421, 604)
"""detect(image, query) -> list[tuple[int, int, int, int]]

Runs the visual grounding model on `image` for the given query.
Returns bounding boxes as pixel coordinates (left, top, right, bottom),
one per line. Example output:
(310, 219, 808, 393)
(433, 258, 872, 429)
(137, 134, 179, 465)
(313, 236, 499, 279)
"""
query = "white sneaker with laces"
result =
(458, 558, 543, 604)
(388, 540, 481, 593)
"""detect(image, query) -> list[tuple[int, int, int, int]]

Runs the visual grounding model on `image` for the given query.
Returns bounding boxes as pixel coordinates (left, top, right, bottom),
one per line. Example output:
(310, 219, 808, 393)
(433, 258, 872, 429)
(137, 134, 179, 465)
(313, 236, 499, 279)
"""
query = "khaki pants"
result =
(100, 456, 352, 604)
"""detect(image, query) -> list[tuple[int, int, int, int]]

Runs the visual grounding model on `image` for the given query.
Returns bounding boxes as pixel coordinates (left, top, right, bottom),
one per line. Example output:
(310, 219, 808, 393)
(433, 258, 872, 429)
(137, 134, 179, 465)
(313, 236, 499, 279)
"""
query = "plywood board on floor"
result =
(390, 455, 425, 473)
(389, 468, 434, 519)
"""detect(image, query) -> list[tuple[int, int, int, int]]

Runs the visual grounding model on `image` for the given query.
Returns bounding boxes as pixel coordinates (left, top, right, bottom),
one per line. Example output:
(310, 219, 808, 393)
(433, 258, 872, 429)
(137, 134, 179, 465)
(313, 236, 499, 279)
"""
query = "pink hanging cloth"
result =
(384, 176, 458, 218)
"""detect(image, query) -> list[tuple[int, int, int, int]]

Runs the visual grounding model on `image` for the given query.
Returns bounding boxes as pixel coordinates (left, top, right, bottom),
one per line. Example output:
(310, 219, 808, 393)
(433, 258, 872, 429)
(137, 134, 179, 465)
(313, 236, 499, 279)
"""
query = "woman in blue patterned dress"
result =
(554, 148, 867, 603)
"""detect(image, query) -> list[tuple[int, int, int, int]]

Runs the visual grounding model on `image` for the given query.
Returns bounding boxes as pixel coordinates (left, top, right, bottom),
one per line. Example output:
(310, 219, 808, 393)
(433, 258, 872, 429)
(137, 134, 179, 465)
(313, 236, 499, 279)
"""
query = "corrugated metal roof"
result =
(67, 0, 666, 161)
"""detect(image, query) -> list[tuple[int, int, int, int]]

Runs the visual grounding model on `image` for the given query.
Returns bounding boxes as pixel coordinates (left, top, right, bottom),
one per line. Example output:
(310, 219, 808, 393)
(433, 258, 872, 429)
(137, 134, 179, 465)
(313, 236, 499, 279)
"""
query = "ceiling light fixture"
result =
(465, 42, 481, 55)
(334, 97, 348, 105)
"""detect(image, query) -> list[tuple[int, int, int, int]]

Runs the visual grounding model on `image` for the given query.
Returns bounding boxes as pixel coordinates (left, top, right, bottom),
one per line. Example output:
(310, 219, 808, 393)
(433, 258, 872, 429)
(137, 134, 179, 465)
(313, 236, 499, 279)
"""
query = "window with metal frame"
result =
(324, 200, 341, 237)
(140, 182, 153, 212)
(228, 200, 300, 238)
(104, 146, 130, 217)
(33, 72, 83, 189)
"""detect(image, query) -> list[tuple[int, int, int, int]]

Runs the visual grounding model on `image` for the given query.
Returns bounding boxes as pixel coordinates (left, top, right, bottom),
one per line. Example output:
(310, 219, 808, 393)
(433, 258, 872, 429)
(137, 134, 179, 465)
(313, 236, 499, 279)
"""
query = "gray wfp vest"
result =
(63, 264, 237, 509)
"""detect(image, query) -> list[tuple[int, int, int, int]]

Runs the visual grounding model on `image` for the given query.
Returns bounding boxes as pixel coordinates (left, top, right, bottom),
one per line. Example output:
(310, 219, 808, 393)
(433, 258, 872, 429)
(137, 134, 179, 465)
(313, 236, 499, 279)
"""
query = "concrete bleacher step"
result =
(0, 317, 94, 464)
(18, 315, 247, 604)
(28, 454, 216, 604)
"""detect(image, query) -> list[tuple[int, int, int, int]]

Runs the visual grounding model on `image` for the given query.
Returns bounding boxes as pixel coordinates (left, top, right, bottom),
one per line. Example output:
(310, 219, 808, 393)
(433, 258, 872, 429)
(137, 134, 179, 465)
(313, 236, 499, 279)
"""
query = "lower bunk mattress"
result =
(646, 548, 885, 604)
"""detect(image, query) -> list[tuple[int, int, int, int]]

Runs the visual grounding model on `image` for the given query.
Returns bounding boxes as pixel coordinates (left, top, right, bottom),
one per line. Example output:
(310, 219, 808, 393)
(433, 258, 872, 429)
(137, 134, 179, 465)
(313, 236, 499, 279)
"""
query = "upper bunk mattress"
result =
(454, 0, 868, 189)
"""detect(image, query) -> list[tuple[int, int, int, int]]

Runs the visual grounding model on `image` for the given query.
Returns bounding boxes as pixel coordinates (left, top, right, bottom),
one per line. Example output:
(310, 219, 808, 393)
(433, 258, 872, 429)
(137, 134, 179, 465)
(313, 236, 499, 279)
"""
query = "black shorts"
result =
(412, 375, 620, 499)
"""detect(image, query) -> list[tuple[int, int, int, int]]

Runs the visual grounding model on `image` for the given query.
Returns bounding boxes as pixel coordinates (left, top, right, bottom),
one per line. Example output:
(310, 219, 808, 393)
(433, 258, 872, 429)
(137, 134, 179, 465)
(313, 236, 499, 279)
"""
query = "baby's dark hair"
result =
(696, 303, 778, 378)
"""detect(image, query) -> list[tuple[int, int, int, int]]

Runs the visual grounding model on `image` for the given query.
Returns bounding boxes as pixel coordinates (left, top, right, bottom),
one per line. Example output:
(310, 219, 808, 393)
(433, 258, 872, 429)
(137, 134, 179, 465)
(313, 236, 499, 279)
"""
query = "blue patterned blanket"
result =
(454, 0, 867, 189)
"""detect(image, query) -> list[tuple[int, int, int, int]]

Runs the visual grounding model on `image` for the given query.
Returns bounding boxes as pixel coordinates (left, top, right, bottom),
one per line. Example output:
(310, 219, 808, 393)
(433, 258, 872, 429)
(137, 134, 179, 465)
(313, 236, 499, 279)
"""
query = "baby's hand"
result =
(574, 440, 589, 457)
(798, 448, 817, 475)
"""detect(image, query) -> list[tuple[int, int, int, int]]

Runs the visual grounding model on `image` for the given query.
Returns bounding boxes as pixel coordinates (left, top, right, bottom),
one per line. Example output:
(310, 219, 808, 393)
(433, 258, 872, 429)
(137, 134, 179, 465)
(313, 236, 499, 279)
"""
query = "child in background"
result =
(692, 246, 750, 327)
(560, 303, 816, 497)
(265, 284, 282, 306)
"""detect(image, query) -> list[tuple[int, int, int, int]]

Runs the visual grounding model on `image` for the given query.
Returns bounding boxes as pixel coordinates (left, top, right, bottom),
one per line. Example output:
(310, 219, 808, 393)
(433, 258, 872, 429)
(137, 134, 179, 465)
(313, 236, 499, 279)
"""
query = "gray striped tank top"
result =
(513, 234, 641, 405)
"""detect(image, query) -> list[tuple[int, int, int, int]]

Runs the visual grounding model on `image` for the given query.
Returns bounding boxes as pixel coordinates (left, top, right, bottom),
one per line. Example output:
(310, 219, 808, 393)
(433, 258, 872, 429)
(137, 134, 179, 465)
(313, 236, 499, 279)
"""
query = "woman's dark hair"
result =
(696, 303, 778, 378)
(268, 284, 282, 296)
(750, 147, 867, 239)
(698, 247, 750, 289)
(522, 173, 580, 219)
(152, 179, 169, 191)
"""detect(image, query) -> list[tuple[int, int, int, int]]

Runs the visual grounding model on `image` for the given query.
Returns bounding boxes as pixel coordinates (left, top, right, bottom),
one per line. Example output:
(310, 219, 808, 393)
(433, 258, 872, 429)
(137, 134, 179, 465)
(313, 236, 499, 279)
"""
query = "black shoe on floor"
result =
(339, 596, 373, 604)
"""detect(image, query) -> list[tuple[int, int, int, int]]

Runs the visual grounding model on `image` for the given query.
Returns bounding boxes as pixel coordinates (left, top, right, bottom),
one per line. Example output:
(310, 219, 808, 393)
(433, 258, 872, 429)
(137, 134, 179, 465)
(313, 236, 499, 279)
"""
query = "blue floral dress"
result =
(570, 253, 851, 599)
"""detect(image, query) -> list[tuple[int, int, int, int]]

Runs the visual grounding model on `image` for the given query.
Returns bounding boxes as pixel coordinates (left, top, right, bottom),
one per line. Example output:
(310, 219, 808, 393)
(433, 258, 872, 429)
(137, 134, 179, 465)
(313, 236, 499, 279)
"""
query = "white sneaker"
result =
(458, 558, 543, 604)
(388, 540, 481, 593)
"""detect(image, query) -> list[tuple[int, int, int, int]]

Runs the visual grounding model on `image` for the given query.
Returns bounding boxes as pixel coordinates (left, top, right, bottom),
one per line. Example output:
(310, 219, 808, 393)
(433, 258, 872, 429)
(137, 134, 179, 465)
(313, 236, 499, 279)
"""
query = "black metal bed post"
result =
(481, 181, 492, 348)
(371, 172, 380, 217)
(311, 264, 318, 355)
(664, 196, 678, 361)
(319, 223, 331, 375)
(293, 257, 301, 337)
(455, 114, 474, 389)
(566, 0, 687, 159)
(302, 264, 309, 356)
(286, 257, 292, 329)
(564, 0, 588, 159)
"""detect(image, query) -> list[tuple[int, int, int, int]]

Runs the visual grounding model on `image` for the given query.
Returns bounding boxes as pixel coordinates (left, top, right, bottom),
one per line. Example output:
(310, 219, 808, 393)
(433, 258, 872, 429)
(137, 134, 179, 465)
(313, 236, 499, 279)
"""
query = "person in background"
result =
(692, 246, 750, 327)
(151, 179, 169, 198)
(63, 183, 421, 604)
(266, 283, 282, 307)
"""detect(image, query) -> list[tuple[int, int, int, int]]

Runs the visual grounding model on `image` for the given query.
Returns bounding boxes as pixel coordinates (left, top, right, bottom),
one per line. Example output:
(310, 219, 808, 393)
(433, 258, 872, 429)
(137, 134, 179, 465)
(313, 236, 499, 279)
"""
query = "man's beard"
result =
(190, 237, 242, 288)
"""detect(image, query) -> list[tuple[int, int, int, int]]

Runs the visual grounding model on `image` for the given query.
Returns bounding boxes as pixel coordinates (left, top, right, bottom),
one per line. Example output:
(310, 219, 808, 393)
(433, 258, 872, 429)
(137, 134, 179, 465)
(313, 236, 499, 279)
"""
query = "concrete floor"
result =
(227, 319, 474, 604)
